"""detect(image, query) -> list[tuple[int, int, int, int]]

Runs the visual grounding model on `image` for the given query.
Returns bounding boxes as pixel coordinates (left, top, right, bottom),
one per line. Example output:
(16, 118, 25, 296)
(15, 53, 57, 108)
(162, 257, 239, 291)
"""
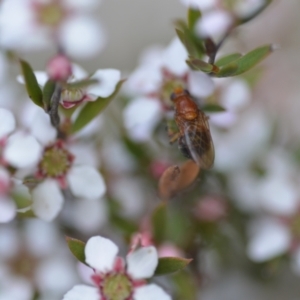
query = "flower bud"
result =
(47, 54, 72, 81)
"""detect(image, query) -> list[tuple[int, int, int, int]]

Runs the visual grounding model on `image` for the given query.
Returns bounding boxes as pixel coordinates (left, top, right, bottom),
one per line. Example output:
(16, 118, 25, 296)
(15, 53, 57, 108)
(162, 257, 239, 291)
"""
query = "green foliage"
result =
(186, 58, 215, 73)
(151, 203, 167, 244)
(71, 79, 125, 133)
(42, 79, 56, 110)
(154, 257, 192, 276)
(202, 103, 226, 113)
(66, 79, 99, 89)
(187, 8, 201, 30)
(215, 45, 273, 77)
(66, 237, 86, 265)
(215, 53, 242, 67)
(19, 60, 43, 107)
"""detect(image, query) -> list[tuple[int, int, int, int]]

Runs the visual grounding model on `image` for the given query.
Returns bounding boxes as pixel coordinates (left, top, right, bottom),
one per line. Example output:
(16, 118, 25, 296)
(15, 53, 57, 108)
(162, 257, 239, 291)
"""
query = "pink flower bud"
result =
(196, 196, 227, 222)
(158, 243, 183, 258)
(47, 55, 72, 81)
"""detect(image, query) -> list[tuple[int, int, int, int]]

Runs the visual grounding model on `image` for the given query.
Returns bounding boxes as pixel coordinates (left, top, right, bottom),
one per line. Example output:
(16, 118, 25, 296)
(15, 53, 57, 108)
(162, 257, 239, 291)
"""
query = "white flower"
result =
(0, 108, 15, 140)
(123, 97, 162, 142)
(195, 9, 233, 39)
(0, 0, 105, 59)
(209, 78, 251, 128)
(21, 108, 107, 221)
(18, 64, 121, 109)
(63, 236, 171, 300)
(247, 218, 291, 262)
(179, 0, 217, 11)
(0, 109, 40, 175)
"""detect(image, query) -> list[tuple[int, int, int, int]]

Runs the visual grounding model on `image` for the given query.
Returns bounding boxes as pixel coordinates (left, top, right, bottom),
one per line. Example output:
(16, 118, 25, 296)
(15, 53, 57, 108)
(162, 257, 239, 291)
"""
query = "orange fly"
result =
(169, 87, 214, 169)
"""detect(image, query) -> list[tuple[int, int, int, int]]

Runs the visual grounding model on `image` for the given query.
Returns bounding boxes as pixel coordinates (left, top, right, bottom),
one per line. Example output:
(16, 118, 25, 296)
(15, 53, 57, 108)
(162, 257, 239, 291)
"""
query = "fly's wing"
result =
(182, 112, 215, 169)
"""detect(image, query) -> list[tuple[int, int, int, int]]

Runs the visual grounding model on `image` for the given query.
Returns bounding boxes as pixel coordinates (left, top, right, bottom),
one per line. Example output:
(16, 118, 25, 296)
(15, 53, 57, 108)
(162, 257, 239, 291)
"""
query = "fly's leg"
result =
(168, 132, 180, 144)
(166, 119, 179, 144)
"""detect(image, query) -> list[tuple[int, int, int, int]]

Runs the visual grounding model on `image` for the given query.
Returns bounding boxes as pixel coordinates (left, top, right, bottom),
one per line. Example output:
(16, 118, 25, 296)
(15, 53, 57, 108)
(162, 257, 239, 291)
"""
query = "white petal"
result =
(71, 63, 89, 81)
(247, 218, 291, 262)
(67, 165, 106, 199)
(28, 107, 56, 145)
(196, 10, 233, 39)
(134, 284, 171, 300)
(179, 0, 217, 11)
(3, 132, 42, 168)
(209, 111, 237, 128)
(60, 16, 106, 59)
(88, 69, 121, 98)
(220, 79, 251, 111)
(32, 180, 64, 221)
(187, 71, 215, 98)
(258, 175, 299, 216)
(63, 285, 99, 300)
(0, 108, 15, 139)
(162, 38, 188, 76)
(127, 246, 158, 279)
(0, 197, 16, 223)
(85, 236, 118, 272)
(123, 97, 162, 142)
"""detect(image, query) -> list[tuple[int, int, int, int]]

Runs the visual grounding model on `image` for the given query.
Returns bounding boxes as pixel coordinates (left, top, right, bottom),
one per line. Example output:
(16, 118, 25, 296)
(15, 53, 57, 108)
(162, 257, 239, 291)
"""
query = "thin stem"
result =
(49, 83, 62, 128)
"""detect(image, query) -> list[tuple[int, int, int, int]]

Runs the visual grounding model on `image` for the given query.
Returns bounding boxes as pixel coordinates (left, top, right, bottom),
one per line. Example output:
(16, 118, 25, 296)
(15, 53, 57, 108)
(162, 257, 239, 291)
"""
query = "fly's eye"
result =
(170, 92, 176, 101)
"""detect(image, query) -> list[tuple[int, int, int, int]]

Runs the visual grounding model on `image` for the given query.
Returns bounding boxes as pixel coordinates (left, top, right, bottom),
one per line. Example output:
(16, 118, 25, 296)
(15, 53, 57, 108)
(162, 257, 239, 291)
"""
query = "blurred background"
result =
(2, 1, 300, 300)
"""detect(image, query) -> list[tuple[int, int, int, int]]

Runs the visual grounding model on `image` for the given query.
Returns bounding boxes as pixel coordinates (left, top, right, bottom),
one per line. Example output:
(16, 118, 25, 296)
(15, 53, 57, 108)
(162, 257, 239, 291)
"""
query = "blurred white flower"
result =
(123, 97, 162, 142)
(0, 221, 79, 299)
(0, 0, 105, 59)
(213, 106, 271, 171)
(195, 9, 233, 39)
(179, 0, 217, 11)
(63, 236, 171, 300)
(18, 64, 121, 109)
(247, 218, 291, 262)
(210, 78, 251, 128)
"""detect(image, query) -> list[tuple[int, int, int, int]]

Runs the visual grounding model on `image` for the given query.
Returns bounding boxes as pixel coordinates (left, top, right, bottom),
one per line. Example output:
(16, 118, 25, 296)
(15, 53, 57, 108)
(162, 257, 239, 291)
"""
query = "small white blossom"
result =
(63, 236, 171, 300)
(0, 0, 105, 59)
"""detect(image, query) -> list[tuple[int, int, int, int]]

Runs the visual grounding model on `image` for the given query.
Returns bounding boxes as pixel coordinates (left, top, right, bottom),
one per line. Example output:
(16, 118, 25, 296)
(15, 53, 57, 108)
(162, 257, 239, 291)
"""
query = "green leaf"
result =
(202, 103, 226, 113)
(174, 20, 204, 58)
(66, 237, 86, 265)
(42, 79, 56, 110)
(19, 60, 43, 107)
(186, 58, 216, 73)
(215, 53, 242, 67)
(187, 8, 201, 30)
(216, 45, 273, 77)
(66, 79, 99, 89)
(71, 79, 125, 133)
(12, 193, 32, 209)
(154, 257, 192, 276)
(216, 62, 239, 77)
(172, 271, 198, 300)
(151, 203, 167, 244)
